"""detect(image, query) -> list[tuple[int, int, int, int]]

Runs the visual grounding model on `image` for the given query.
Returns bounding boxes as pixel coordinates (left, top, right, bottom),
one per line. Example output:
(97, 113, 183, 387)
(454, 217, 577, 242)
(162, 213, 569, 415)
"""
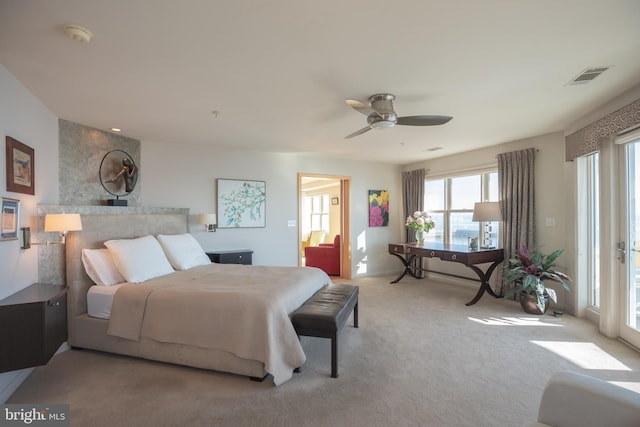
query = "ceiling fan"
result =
(344, 93, 452, 139)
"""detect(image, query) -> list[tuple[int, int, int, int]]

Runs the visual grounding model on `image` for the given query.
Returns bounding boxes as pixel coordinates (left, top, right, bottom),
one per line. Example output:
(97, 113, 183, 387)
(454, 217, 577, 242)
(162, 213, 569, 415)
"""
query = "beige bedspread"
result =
(106, 263, 331, 385)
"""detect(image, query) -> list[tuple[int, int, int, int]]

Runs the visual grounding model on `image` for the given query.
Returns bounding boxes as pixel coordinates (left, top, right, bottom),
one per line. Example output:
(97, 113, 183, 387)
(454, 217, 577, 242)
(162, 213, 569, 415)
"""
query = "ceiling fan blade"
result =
(346, 99, 379, 117)
(396, 115, 453, 126)
(345, 126, 373, 139)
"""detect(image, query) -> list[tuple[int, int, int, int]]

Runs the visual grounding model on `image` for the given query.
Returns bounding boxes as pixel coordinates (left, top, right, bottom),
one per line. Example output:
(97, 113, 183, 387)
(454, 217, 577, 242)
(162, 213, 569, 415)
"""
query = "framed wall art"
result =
(6, 136, 35, 195)
(1, 197, 20, 241)
(369, 190, 389, 227)
(217, 179, 266, 228)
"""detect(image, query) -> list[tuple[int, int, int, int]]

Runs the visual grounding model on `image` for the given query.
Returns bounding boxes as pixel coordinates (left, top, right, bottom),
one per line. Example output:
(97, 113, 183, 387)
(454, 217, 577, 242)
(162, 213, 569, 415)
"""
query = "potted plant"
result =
(405, 211, 435, 244)
(503, 244, 571, 314)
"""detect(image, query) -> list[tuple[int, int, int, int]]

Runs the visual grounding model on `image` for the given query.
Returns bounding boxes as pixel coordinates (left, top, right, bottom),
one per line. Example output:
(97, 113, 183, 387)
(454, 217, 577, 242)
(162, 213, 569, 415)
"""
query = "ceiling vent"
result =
(567, 67, 610, 85)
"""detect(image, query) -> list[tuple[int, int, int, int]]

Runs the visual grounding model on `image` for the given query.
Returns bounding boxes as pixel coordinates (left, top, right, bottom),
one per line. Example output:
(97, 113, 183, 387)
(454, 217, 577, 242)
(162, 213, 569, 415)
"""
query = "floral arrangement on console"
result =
(405, 211, 435, 243)
(503, 244, 571, 313)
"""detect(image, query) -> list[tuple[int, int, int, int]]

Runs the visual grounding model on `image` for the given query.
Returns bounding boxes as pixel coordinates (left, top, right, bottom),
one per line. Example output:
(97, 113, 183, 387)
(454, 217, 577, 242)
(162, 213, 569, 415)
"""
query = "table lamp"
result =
(472, 202, 501, 249)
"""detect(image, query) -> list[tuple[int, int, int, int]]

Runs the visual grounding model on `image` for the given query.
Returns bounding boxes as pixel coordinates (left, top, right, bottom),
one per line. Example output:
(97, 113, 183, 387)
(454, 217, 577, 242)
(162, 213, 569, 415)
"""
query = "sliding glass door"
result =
(618, 135, 640, 348)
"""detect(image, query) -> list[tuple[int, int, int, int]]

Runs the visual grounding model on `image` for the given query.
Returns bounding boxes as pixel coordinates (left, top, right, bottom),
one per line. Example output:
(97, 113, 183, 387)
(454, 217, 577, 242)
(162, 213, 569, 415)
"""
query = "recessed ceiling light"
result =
(111, 128, 121, 132)
(64, 24, 93, 43)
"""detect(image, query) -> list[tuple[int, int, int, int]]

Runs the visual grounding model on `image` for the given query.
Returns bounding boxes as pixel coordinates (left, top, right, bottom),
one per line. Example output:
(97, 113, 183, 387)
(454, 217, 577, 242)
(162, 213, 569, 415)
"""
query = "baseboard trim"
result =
(0, 369, 32, 404)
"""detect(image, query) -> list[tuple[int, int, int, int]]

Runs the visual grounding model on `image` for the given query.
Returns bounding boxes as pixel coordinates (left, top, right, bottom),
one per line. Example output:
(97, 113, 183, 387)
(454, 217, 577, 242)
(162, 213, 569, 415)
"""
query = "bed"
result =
(65, 212, 332, 385)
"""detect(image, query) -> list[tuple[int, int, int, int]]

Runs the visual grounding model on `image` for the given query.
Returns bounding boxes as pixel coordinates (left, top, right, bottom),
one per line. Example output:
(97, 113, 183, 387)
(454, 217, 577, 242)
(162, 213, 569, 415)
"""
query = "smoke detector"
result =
(64, 24, 93, 43)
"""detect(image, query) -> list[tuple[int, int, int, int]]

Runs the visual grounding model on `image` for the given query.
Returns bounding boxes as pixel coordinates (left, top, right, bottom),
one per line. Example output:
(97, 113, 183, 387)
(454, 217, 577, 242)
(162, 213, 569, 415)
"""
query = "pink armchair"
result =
(304, 235, 341, 276)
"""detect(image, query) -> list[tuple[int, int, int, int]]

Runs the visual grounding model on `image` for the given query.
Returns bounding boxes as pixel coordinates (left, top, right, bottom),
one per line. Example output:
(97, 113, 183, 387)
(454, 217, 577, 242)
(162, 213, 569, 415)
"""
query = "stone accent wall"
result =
(59, 119, 141, 206)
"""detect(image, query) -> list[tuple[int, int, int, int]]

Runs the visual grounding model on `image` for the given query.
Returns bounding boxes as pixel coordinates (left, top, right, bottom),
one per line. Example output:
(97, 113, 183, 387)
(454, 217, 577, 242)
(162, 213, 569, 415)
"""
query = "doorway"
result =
(298, 173, 351, 279)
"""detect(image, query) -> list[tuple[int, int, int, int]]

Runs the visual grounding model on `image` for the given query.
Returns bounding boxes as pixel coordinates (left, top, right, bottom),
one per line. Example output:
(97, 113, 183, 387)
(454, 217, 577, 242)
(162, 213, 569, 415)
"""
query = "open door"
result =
(298, 173, 351, 279)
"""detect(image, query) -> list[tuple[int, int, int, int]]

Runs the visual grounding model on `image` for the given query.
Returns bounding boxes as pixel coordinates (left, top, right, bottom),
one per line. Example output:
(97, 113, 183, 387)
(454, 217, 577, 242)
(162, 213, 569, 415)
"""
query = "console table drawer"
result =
(441, 252, 468, 263)
(389, 244, 407, 254)
(411, 248, 442, 259)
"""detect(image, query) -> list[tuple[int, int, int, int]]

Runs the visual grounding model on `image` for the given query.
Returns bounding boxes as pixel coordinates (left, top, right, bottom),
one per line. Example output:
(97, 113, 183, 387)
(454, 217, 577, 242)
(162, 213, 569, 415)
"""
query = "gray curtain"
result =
(402, 168, 425, 277)
(402, 169, 425, 242)
(497, 148, 536, 294)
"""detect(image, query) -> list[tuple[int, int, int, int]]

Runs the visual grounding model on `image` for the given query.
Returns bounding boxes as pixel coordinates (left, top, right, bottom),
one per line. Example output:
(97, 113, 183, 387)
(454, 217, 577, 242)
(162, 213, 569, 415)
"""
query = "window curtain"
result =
(497, 148, 536, 294)
(402, 169, 425, 242)
(402, 169, 425, 277)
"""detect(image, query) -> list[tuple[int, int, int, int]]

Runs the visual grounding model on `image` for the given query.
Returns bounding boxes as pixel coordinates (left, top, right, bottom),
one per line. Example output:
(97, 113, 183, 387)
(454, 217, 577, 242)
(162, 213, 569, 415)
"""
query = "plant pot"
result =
(519, 291, 550, 315)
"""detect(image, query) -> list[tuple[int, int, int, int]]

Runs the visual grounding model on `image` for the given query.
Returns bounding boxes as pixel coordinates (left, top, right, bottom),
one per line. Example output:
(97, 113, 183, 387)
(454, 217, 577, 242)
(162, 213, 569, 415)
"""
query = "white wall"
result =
(141, 142, 403, 276)
(0, 65, 59, 402)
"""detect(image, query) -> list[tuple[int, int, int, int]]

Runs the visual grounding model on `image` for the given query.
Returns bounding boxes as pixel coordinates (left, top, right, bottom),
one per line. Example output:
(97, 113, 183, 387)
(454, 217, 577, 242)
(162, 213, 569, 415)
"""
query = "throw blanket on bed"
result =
(107, 263, 331, 385)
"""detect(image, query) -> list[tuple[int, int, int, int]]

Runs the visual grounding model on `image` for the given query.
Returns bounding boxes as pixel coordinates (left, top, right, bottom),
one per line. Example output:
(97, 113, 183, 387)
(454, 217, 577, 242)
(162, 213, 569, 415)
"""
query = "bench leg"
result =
(354, 300, 359, 328)
(331, 332, 338, 378)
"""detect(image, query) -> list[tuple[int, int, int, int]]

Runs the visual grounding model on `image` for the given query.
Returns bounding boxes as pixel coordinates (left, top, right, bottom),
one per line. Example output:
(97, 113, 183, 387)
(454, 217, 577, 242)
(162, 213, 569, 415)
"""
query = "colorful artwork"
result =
(368, 190, 389, 227)
(217, 179, 266, 228)
(6, 136, 35, 195)
(1, 198, 19, 241)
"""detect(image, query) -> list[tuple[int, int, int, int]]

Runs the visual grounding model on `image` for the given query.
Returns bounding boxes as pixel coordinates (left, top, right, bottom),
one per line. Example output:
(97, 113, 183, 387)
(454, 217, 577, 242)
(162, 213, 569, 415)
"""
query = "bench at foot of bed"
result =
(291, 284, 359, 378)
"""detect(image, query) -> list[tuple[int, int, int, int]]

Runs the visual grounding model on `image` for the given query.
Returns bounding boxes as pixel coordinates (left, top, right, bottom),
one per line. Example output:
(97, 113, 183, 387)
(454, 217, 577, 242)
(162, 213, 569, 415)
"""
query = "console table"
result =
(388, 243, 504, 306)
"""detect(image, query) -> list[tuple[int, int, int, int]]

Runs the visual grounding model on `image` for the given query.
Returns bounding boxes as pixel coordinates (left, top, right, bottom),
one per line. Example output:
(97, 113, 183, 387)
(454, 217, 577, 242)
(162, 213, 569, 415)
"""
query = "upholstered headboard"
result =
(65, 210, 188, 321)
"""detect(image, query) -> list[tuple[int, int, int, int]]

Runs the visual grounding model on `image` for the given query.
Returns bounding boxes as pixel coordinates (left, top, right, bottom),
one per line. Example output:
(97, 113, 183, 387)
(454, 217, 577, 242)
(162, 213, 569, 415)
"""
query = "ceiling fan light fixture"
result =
(64, 24, 93, 43)
(344, 93, 453, 138)
(371, 120, 395, 129)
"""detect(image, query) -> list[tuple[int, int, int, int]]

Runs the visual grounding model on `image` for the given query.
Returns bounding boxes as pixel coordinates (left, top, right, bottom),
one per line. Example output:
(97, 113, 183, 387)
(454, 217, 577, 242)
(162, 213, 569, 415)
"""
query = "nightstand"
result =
(0, 283, 67, 373)
(206, 249, 253, 265)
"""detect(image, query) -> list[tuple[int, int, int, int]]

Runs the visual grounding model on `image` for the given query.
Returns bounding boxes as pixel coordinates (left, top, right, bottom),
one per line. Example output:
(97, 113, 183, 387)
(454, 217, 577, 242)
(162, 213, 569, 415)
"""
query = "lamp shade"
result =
(472, 202, 502, 222)
(44, 213, 83, 232)
(198, 213, 217, 225)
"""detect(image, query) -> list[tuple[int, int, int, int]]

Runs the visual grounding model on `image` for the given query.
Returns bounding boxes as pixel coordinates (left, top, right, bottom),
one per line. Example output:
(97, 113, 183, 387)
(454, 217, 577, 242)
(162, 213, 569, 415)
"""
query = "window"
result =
(302, 194, 330, 237)
(424, 171, 499, 246)
(586, 152, 600, 308)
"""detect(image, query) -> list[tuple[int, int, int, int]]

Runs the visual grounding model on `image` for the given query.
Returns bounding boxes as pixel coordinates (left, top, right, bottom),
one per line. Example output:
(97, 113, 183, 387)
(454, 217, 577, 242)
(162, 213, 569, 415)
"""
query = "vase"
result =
(519, 291, 550, 315)
(414, 230, 425, 245)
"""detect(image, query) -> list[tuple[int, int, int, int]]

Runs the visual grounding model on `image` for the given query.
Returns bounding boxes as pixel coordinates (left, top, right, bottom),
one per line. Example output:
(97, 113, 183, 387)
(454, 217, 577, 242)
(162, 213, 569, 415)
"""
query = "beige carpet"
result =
(8, 275, 640, 427)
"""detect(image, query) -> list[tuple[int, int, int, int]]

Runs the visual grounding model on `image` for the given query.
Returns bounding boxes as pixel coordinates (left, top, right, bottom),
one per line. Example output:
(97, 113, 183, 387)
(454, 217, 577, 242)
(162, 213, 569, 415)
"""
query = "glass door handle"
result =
(616, 242, 626, 263)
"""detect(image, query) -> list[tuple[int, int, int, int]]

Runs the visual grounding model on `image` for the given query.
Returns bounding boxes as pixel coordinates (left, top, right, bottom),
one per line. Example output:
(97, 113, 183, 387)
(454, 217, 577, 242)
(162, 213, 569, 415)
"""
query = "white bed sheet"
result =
(87, 283, 128, 319)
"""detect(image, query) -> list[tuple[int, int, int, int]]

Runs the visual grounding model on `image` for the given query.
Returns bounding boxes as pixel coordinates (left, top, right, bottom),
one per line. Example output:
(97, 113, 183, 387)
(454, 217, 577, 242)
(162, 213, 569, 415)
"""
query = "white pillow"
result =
(156, 233, 211, 270)
(81, 248, 126, 286)
(104, 235, 174, 283)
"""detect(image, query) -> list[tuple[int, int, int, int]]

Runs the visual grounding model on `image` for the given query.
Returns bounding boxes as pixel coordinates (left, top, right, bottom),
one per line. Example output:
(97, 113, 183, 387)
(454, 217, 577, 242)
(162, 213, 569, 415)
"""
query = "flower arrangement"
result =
(405, 211, 435, 233)
(503, 244, 571, 313)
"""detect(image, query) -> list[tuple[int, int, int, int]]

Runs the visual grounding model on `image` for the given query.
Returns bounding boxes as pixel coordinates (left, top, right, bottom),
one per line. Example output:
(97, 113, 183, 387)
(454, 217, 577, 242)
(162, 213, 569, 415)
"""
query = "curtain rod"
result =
(495, 148, 539, 159)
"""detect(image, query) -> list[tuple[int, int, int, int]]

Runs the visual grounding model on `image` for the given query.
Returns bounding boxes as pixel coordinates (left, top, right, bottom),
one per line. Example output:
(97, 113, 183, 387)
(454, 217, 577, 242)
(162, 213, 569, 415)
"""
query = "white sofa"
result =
(525, 371, 640, 427)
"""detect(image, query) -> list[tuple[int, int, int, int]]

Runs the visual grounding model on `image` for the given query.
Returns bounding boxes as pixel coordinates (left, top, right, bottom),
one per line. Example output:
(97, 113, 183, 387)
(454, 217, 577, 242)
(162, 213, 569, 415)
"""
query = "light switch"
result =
(545, 217, 556, 227)
(287, 220, 296, 227)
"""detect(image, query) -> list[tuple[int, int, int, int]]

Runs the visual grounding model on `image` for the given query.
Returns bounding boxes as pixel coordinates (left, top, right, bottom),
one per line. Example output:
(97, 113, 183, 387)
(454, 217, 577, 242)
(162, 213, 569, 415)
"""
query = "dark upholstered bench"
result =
(291, 284, 359, 378)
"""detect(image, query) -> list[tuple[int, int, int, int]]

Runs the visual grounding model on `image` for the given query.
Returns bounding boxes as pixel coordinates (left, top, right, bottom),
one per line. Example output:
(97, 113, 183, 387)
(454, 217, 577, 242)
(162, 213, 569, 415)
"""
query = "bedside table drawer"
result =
(207, 250, 253, 265)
